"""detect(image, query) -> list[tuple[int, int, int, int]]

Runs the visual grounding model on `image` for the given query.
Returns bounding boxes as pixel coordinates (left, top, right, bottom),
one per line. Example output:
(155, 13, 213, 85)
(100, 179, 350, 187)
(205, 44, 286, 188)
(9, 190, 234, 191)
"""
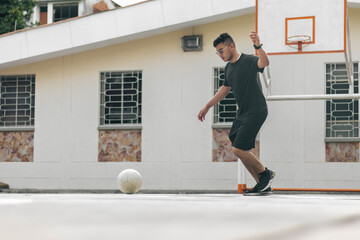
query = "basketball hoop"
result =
(286, 35, 312, 53)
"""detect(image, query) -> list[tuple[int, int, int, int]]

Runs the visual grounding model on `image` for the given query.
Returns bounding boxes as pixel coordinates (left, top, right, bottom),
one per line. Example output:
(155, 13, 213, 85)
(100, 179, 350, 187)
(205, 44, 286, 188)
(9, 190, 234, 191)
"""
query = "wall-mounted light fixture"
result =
(180, 35, 203, 52)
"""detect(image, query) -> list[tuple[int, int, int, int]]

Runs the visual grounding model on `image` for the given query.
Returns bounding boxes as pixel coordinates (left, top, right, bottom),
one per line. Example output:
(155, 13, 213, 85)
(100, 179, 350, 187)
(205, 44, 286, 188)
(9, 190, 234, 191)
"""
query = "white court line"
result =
(0, 199, 33, 205)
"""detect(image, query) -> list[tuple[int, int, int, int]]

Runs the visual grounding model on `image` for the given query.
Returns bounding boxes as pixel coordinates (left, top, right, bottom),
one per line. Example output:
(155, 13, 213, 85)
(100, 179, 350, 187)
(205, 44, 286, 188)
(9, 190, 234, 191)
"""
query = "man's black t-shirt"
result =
(223, 53, 267, 116)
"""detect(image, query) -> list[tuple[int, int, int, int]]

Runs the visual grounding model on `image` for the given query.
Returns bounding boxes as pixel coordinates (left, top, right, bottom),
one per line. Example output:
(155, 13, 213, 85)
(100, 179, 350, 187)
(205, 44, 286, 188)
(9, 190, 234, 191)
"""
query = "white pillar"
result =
(78, 0, 85, 16)
(47, 3, 53, 24)
(32, 5, 40, 25)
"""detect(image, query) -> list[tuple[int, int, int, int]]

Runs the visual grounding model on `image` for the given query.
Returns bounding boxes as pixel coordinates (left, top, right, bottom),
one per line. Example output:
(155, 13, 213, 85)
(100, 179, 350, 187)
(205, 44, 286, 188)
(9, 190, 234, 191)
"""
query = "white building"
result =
(0, 0, 360, 192)
(31, 0, 118, 25)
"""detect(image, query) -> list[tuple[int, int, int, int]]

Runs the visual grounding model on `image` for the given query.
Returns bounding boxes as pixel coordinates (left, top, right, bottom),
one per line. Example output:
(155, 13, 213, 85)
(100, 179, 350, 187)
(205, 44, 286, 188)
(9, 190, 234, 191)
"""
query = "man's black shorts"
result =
(229, 109, 268, 151)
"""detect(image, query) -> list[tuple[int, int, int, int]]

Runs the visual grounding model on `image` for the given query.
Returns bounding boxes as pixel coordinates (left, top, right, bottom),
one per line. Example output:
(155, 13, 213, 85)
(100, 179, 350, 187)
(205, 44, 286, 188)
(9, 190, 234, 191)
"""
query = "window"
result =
(213, 68, 236, 123)
(53, 3, 78, 22)
(0, 75, 35, 127)
(100, 71, 142, 126)
(326, 63, 359, 139)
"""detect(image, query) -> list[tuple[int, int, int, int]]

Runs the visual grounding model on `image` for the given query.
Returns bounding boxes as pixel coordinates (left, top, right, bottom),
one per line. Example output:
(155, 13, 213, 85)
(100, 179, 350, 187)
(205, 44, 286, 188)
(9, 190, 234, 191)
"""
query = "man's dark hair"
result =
(213, 33, 235, 48)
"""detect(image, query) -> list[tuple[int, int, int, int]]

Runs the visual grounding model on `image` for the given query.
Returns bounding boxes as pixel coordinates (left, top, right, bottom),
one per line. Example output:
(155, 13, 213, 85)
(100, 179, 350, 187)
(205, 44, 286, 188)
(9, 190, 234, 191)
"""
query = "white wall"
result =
(0, 8, 360, 191)
(0, 14, 256, 191)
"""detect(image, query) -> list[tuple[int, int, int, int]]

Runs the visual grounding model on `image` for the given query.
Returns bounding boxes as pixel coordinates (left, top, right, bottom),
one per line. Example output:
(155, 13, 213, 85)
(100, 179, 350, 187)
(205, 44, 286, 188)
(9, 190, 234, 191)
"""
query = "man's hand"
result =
(198, 106, 210, 122)
(249, 30, 269, 68)
(249, 30, 261, 47)
(198, 86, 231, 122)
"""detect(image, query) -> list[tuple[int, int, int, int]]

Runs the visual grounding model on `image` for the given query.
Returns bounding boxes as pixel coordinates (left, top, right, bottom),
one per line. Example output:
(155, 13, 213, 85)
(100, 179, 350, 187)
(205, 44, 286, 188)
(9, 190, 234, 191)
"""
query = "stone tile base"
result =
(213, 129, 259, 162)
(326, 142, 359, 162)
(98, 130, 141, 162)
(0, 132, 34, 162)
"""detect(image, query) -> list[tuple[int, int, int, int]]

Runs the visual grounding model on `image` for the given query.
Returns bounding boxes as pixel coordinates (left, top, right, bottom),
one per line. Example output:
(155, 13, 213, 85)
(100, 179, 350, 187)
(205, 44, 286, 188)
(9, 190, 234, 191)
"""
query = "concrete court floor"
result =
(1, 193, 360, 240)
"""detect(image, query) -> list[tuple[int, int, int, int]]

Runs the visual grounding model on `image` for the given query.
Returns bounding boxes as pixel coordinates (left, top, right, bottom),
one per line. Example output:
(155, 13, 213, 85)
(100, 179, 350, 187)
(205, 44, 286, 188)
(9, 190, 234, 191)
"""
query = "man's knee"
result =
(232, 147, 249, 158)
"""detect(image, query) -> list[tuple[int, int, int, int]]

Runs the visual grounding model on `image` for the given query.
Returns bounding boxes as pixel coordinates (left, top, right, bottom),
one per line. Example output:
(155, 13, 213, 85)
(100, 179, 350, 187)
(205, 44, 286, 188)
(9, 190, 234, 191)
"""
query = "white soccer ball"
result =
(117, 169, 142, 194)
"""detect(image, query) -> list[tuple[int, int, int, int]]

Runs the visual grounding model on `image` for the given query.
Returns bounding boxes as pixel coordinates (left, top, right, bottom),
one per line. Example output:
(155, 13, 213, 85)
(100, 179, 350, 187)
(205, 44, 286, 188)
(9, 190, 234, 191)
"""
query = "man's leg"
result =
(232, 146, 275, 195)
(230, 110, 274, 194)
(232, 147, 265, 183)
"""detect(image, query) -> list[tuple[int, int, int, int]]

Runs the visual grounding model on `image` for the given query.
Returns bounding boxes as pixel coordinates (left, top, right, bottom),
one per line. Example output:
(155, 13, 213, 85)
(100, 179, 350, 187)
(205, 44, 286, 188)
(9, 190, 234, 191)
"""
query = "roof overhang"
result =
(0, 0, 256, 70)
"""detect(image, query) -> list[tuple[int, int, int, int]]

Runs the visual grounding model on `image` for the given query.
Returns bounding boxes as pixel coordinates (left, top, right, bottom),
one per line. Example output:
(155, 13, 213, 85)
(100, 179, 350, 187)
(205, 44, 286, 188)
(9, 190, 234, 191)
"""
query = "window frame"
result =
(53, 2, 79, 22)
(98, 70, 142, 130)
(212, 67, 237, 129)
(325, 62, 359, 142)
(0, 74, 35, 132)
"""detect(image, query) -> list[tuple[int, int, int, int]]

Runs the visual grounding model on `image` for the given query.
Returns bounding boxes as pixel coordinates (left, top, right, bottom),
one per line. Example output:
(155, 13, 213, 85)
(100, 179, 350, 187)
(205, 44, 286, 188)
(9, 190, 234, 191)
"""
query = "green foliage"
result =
(0, 0, 37, 35)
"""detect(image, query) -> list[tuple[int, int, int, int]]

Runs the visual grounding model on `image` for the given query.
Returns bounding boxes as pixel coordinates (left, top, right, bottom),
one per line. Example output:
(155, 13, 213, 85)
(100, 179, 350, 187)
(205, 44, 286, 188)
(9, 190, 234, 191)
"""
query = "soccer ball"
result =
(117, 169, 142, 194)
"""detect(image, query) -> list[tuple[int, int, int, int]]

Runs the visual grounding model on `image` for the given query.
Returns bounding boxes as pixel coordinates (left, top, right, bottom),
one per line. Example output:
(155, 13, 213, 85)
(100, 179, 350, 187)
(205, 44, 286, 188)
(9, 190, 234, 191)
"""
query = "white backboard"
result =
(256, 0, 346, 55)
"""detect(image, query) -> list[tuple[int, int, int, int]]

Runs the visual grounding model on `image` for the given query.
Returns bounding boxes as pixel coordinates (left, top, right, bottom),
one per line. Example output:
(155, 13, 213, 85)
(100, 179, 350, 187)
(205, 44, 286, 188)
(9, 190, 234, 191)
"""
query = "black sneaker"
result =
(258, 168, 276, 192)
(243, 184, 273, 196)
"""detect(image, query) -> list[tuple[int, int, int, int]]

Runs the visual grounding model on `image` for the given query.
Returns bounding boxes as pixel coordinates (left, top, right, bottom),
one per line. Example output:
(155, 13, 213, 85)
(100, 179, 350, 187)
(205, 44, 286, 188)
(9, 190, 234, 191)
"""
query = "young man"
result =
(198, 32, 275, 196)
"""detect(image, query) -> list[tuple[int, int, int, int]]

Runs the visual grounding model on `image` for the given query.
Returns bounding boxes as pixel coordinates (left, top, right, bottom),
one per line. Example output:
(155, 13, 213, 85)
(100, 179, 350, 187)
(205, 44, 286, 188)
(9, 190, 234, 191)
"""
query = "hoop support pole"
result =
(266, 94, 360, 101)
(260, 66, 271, 97)
(344, 17, 354, 94)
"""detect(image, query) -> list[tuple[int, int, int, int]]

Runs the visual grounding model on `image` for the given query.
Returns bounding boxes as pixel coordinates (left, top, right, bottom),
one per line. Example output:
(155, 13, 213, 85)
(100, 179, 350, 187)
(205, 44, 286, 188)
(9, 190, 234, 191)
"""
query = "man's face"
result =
(215, 43, 232, 62)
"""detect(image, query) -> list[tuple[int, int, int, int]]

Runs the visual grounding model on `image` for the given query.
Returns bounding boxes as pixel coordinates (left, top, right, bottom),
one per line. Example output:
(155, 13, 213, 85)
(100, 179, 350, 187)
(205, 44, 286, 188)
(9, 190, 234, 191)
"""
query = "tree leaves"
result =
(0, 0, 37, 35)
